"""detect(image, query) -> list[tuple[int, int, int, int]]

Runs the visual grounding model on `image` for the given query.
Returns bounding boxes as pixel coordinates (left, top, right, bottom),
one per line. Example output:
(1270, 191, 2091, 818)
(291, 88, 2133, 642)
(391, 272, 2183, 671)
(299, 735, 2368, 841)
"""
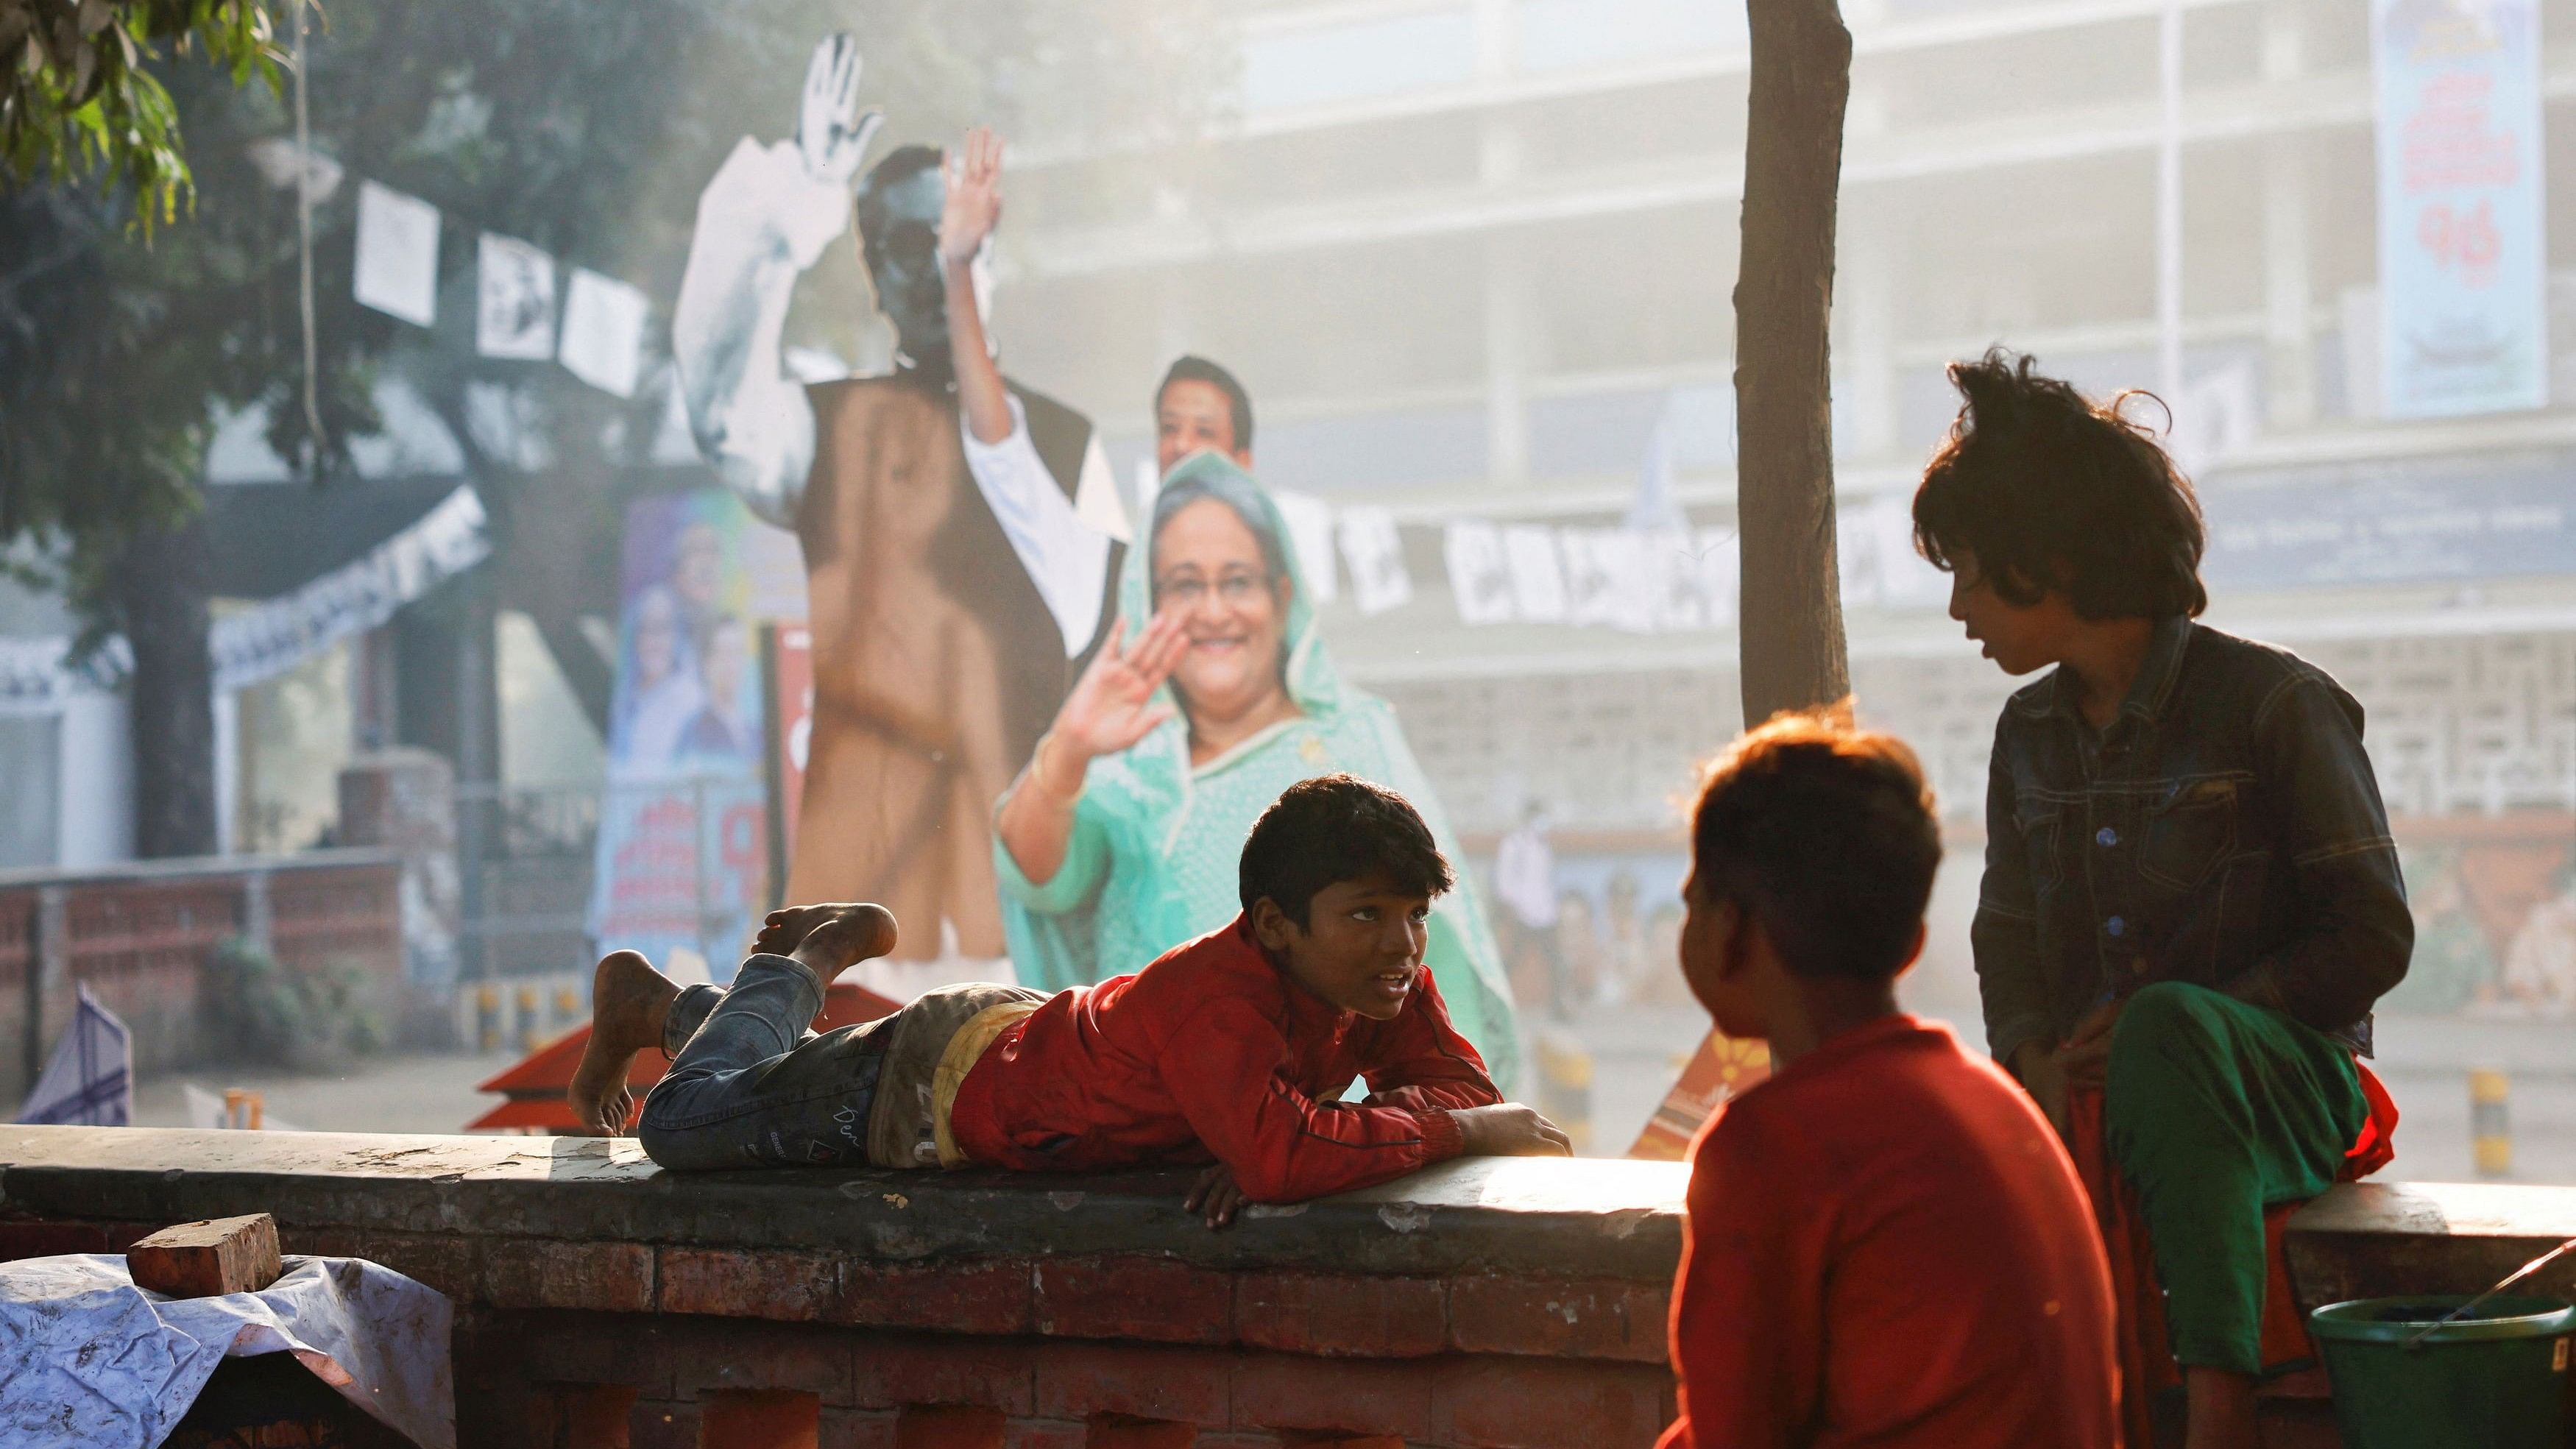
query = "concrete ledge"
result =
(2285, 1180, 2576, 1313)
(0, 1126, 1685, 1280)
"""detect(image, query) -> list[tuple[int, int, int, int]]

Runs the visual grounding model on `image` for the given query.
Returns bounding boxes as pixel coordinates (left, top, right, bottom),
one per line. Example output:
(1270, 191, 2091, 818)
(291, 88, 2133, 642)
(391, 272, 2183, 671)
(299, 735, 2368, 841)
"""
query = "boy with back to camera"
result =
(572, 774, 1566, 1225)
(1914, 350, 2407, 1449)
(1659, 709, 2118, 1449)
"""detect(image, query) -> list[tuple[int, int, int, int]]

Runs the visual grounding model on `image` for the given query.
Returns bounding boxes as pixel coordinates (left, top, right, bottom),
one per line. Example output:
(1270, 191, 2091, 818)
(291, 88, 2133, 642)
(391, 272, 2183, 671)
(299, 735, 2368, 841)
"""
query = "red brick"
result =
(701, 1388, 821, 1448)
(516, 1316, 676, 1395)
(1447, 1275, 1669, 1364)
(1430, 1357, 1675, 1449)
(0, 1220, 106, 1261)
(838, 1260, 1033, 1335)
(1083, 1418, 1197, 1449)
(669, 1321, 854, 1403)
(850, 1337, 1036, 1415)
(352, 1230, 481, 1303)
(662, 1247, 838, 1320)
(1228, 1353, 1433, 1441)
(633, 1400, 699, 1449)
(525, 1384, 638, 1449)
(999, 1417, 1087, 1449)
(1033, 1343, 1232, 1428)
(280, 1225, 366, 1260)
(1036, 1257, 1234, 1345)
(829, 1420, 912, 1449)
(897, 1405, 1007, 1449)
(481, 1237, 654, 1312)
(1234, 1274, 1446, 1358)
(821, 1409, 900, 1449)
(101, 1222, 159, 1253)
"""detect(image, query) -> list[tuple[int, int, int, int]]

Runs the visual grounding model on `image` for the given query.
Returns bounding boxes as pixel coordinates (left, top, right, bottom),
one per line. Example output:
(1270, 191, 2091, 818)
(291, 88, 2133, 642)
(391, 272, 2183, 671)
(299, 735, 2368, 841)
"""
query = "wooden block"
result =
(127, 1213, 283, 1298)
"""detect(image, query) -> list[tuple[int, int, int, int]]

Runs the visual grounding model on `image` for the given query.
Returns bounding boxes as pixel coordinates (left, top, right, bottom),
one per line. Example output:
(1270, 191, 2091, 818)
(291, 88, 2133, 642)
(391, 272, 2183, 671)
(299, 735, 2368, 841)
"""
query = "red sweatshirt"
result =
(946, 917, 1502, 1202)
(1660, 1015, 2119, 1449)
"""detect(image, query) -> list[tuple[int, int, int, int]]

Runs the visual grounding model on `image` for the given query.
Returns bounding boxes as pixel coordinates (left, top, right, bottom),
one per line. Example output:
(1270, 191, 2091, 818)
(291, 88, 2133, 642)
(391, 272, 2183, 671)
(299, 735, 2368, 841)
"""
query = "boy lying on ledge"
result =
(570, 774, 1568, 1224)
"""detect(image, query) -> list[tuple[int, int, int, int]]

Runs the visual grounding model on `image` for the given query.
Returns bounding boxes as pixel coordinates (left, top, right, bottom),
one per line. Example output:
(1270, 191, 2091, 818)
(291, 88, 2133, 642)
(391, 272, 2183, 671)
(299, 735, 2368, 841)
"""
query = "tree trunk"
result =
(119, 516, 220, 858)
(1735, 0, 1855, 727)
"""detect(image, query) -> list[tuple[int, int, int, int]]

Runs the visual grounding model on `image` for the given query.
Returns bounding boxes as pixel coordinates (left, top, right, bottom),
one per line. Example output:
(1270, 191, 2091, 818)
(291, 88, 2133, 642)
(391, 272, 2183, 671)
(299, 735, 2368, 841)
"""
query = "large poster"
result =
(587, 489, 805, 978)
(2373, 0, 2548, 417)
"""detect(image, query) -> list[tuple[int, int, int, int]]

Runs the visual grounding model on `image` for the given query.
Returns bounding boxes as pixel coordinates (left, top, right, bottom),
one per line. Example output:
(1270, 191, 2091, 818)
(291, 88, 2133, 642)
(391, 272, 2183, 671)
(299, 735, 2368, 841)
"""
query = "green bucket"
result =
(2310, 1294, 2575, 1449)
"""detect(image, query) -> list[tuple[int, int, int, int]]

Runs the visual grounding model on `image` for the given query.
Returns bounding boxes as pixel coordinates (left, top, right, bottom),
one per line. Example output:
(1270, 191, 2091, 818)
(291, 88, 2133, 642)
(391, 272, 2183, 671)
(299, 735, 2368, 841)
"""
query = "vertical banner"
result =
(2373, 0, 2547, 417)
(1627, 1030, 1772, 1161)
(589, 490, 804, 977)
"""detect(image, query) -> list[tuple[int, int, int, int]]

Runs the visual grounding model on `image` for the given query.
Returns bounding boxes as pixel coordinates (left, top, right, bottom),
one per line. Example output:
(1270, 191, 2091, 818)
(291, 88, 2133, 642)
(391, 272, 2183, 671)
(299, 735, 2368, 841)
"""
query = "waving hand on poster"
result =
(671, 35, 884, 527)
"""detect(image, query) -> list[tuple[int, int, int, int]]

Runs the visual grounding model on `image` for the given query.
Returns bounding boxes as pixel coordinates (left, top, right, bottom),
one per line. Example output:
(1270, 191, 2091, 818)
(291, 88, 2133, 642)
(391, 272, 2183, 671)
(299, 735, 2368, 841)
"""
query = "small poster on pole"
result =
(476, 233, 558, 360)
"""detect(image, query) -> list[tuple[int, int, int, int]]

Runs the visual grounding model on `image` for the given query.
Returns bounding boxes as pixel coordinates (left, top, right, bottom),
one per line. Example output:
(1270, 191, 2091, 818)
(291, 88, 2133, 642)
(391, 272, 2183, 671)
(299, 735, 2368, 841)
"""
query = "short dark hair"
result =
(1157, 355, 1254, 454)
(1911, 349, 2207, 620)
(1689, 706, 1939, 982)
(1240, 774, 1454, 927)
(854, 144, 944, 257)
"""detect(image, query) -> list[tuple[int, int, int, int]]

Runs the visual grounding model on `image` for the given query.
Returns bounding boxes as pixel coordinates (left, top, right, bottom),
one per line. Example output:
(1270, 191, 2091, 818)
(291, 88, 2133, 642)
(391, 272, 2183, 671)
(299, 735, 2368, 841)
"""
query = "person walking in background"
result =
(1914, 350, 2407, 1449)
(1493, 801, 1567, 1018)
(1659, 708, 2117, 1448)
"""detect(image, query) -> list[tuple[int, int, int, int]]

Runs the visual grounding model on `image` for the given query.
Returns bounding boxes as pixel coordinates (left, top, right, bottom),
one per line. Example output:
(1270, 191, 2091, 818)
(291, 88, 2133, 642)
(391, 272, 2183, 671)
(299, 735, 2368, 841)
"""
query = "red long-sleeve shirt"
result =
(947, 916, 1501, 1202)
(1660, 1015, 2120, 1449)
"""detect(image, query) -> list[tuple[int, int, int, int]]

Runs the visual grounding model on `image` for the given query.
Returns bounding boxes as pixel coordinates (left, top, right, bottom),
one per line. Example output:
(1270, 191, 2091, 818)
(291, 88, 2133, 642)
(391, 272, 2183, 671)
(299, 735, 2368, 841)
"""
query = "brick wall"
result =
(0, 1127, 1686, 1448)
(0, 851, 402, 1090)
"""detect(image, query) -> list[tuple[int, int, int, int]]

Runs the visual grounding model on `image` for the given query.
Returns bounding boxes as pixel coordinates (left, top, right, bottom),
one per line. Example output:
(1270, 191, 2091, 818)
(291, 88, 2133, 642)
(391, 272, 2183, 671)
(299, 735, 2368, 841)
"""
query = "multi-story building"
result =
(7, 0, 2568, 1038)
(995, 0, 2576, 1017)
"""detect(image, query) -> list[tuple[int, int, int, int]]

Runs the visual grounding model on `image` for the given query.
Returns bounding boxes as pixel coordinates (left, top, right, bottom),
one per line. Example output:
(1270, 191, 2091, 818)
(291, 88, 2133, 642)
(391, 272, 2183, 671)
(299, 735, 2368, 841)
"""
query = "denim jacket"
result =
(1973, 617, 2411, 1067)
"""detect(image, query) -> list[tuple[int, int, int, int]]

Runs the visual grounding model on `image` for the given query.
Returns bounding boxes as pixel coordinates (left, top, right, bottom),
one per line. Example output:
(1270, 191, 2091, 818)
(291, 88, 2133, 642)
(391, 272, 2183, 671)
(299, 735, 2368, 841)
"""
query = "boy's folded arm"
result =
(1158, 999, 1467, 1203)
(1358, 974, 1504, 1113)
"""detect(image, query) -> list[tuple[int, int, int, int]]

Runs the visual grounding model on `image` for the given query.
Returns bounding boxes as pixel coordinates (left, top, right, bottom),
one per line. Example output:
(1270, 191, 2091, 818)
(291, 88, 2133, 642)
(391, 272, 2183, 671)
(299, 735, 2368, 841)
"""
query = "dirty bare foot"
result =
(750, 901, 864, 957)
(568, 950, 679, 1136)
(782, 903, 900, 988)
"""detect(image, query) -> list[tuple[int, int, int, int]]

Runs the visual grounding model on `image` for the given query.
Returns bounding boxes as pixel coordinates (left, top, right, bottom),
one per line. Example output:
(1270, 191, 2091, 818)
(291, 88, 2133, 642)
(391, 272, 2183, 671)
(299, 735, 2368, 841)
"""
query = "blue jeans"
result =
(634, 954, 896, 1169)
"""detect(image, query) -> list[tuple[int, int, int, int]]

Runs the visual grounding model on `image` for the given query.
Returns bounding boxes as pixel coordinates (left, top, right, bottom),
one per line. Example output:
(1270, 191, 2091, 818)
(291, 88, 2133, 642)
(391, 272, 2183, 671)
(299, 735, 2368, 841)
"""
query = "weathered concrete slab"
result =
(0, 1127, 1687, 1280)
(2285, 1180, 2576, 1311)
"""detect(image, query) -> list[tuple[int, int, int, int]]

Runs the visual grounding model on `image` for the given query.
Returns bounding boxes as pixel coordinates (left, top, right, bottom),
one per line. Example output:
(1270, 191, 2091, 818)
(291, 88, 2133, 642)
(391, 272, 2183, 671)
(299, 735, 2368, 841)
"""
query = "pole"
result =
(2156, 0, 2184, 402)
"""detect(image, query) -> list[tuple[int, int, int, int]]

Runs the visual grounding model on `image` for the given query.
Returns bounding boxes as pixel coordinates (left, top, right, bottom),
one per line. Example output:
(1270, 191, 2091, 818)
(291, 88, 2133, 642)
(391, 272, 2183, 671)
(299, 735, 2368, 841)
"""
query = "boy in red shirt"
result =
(1660, 710, 2119, 1449)
(572, 774, 1566, 1221)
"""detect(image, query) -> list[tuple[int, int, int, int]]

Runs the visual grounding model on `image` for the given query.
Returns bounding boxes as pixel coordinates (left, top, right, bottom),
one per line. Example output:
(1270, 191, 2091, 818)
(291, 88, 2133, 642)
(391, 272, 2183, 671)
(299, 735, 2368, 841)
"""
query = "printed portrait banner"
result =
(1337, 506, 1413, 616)
(590, 489, 808, 975)
(1443, 520, 1515, 626)
(353, 180, 440, 328)
(2373, 0, 2549, 417)
(476, 232, 559, 360)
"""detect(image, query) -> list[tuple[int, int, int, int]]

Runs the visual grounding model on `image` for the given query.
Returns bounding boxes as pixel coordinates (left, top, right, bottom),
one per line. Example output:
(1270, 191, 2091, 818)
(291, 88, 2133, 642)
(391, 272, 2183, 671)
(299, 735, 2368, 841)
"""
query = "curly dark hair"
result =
(1911, 349, 2207, 620)
(1240, 774, 1454, 927)
(1690, 706, 1939, 982)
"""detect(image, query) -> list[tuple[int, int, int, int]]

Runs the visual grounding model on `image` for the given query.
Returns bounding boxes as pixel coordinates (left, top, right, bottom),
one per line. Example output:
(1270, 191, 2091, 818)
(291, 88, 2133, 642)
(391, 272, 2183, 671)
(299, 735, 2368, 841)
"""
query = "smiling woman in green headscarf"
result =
(993, 451, 1522, 1089)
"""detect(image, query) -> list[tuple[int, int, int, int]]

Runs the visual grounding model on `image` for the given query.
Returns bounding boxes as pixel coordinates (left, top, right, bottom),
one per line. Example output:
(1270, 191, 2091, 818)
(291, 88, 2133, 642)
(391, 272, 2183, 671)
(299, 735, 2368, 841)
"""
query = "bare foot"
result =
(568, 950, 679, 1136)
(749, 902, 869, 958)
(783, 903, 900, 988)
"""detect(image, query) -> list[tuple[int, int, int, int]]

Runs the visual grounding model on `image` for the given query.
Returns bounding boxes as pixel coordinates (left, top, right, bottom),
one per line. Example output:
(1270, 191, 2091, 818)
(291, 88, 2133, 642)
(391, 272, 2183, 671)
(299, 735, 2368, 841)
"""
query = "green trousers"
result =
(2104, 982, 2369, 1374)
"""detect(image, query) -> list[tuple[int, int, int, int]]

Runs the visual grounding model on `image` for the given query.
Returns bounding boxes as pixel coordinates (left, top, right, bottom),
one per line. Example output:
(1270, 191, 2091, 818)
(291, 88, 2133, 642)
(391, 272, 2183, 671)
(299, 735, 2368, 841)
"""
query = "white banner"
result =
(1336, 506, 1411, 616)
(476, 233, 557, 360)
(1272, 489, 1340, 606)
(1501, 525, 1568, 622)
(1637, 528, 1708, 631)
(211, 485, 492, 692)
(1443, 520, 1515, 626)
(353, 181, 439, 327)
(559, 267, 649, 398)
(1695, 527, 1739, 628)
(1565, 528, 1655, 634)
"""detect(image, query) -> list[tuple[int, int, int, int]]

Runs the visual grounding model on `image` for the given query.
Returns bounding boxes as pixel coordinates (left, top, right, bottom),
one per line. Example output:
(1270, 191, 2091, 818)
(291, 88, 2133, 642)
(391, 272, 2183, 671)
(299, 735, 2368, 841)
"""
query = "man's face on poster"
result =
(634, 588, 680, 685)
(701, 618, 749, 713)
(1156, 379, 1245, 476)
(861, 165, 952, 364)
(675, 524, 723, 614)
